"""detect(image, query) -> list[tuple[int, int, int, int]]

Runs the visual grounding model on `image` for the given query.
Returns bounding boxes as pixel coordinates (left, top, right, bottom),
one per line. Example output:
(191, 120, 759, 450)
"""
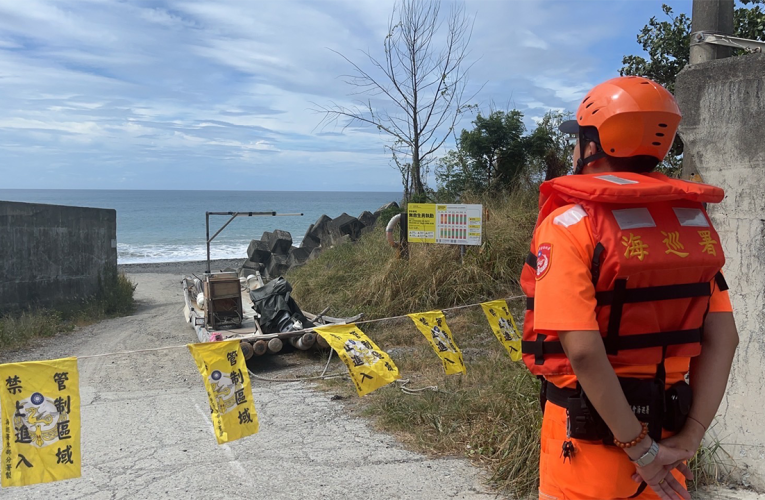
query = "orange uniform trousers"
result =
(538, 402, 687, 500)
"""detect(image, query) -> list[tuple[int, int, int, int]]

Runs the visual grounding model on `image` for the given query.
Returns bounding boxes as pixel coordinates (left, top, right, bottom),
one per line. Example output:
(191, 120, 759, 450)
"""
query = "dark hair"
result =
(605, 155, 661, 173)
(579, 126, 660, 173)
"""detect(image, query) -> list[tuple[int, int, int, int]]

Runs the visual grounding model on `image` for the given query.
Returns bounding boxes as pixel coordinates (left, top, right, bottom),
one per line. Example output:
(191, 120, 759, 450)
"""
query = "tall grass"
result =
(290, 186, 733, 497)
(290, 189, 538, 319)
(687, 423, 737, 490)
(289, 189, 542, 497)
(0, 271, 136, 351)
(0, 309, 67, 349)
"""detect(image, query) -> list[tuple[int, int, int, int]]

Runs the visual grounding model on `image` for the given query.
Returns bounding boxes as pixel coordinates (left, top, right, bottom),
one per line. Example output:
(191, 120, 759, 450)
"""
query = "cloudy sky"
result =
(0, 0, 692, 191)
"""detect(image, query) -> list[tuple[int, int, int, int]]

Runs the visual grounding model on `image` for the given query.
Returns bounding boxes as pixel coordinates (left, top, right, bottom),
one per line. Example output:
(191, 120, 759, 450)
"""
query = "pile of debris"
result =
(239, 202, 398, 280)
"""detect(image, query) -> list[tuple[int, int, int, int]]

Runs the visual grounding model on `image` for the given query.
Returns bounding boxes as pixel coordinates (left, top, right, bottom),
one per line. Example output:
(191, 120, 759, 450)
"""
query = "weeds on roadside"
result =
(0, 309, 68, 349)
(367, 349, 541, 496)
(0, 271, 136, 352)
(289, 190, 542, 497)
(88, 267, 138, 317)
(688, 424, 736, 490)
(289, 189, 537, 319)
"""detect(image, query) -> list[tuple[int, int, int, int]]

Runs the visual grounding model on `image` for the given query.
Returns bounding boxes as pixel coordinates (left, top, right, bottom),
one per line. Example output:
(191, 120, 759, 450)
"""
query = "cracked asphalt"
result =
(0, 268, 499, 500)
(1, 262, 759, 500)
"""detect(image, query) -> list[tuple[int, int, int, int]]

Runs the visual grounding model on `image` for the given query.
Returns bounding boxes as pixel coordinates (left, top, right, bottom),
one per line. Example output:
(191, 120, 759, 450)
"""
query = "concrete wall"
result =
(676, 53, 765, 490)
(0, 201, 117, 312)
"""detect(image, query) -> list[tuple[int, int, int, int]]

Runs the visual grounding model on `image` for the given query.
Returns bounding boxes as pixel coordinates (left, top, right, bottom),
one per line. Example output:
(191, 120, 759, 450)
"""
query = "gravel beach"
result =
(118, 258, 247, 275)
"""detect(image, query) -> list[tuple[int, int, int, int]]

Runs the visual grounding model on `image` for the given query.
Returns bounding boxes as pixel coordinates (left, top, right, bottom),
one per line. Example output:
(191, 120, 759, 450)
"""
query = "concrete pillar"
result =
(690, 0, 735, 64)
(676, 53, 765, 491)
(683, 1, 735, 178)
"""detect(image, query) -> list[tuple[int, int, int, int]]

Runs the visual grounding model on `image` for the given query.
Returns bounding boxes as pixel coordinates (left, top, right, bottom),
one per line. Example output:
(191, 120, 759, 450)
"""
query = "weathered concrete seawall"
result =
(676, 52, 765, 490)
(0, 201, 117, 312)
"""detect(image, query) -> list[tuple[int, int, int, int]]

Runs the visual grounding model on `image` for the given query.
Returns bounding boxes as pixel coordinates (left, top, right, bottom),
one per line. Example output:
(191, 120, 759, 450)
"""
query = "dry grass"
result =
(0, 272, 136, 352)
(288, 190, 542, 497)
(289, 185, 732, 497)
(290, 189, 537, 319)
(687, 423, 738, 491)
(0, 309, 68, 349)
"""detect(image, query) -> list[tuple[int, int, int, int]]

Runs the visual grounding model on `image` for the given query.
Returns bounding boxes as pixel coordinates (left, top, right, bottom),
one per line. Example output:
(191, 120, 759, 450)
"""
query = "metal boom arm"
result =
(205, 211, 303, 274)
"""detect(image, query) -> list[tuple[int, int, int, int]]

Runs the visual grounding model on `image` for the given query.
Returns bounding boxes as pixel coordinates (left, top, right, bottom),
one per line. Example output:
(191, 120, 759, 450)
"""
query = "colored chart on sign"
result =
(407, 204, 482, 246)
(435, 204, 482, 245)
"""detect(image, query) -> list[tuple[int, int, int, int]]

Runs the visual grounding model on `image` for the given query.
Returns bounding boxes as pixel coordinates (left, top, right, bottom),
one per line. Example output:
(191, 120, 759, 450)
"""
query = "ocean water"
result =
(0, 190, 400, 264)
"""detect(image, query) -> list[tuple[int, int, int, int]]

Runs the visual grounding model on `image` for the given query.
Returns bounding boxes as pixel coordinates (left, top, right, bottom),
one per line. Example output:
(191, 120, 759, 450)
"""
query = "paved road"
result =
(0, 272, 498, 499)
(1, 267, 761, 500)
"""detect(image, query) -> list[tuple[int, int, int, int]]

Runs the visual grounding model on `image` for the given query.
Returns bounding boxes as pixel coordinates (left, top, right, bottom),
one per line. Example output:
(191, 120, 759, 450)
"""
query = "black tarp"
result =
(248, 277, 314, 334)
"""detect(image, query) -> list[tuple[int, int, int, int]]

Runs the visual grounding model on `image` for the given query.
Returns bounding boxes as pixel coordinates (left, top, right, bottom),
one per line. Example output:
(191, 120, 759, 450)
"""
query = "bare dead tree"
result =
(317, 0, 476, 200)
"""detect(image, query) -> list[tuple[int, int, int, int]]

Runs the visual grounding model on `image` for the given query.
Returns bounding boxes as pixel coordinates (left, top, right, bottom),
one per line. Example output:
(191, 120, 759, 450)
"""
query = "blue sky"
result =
(0, 0, 692, 191)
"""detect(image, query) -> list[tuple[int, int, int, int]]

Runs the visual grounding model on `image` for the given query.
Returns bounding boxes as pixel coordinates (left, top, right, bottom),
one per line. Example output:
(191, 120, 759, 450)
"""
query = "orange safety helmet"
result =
(560, 76, 682, 166)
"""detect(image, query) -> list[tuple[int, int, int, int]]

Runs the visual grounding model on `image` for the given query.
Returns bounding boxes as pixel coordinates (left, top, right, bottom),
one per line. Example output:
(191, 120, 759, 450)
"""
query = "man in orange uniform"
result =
(521, 76, 739, 500)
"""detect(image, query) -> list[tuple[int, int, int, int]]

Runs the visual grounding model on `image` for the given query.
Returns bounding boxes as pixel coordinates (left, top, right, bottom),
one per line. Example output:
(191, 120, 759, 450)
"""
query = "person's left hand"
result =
(631, 423, 704, 487)
(632, 443, 694, 500)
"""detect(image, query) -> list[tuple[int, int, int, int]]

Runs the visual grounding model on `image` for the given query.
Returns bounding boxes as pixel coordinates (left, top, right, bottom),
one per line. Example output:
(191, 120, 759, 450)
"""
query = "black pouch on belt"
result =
(565, 378, 665, 443)
(664, 381, 693, 433)
(566, 392, 609, 441)
(615, 377, 665, 440)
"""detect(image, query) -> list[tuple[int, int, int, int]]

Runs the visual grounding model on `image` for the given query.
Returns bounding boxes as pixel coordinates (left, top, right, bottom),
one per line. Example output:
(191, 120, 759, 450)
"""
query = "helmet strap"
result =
(574, 131, 607, 175)
(575, 151, 608, 174)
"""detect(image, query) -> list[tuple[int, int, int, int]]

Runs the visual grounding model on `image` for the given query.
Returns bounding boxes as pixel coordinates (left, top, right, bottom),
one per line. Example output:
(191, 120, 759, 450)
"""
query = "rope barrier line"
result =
(350, 293, 526, 328)
(243, 294, 525, 386)
(39, 294, 526, 362)
(247, 369, 347, 383)
(396, 378, 439, 394)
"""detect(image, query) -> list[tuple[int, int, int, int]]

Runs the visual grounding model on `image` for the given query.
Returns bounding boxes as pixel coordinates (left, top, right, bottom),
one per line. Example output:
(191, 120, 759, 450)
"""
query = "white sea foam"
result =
(0, 188, 393, 264)
(118, 243, 247, 264)
(117, 237, 304, 264)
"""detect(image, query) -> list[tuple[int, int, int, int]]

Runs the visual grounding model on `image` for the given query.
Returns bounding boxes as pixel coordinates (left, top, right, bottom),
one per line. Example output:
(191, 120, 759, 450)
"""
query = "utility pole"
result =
(683, 0, 735, 179)
(689, 0, 734, 64)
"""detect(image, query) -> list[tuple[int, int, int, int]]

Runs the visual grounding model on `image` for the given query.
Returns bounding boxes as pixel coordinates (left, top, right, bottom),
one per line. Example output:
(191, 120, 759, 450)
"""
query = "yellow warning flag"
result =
(314, 325, 400, 397)
(187, 340, 259, 444)
(407, 311, 465, 375)
(480, 300, 523, 362)
(0, 357, 81, 487)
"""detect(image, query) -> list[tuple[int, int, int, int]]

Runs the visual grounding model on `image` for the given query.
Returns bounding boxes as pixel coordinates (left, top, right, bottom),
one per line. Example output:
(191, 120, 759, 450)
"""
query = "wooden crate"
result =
(204, 272, 243, 329)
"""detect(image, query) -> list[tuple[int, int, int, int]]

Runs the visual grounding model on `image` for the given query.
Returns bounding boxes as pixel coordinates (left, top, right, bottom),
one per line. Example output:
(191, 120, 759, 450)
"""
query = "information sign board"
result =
(407, 204, 482, 246)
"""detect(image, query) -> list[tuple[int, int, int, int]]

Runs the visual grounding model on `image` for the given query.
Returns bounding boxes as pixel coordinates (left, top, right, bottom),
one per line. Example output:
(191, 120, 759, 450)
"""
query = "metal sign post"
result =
(205, 211, 303, 274)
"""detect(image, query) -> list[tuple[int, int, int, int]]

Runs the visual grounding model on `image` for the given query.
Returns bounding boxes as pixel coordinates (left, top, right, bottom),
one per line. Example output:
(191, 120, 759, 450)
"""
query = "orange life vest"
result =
(521, 172, 726, 376)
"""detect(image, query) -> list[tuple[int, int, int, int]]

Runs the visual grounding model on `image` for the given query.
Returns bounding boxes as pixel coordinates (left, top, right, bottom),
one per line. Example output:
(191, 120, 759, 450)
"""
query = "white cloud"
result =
(0, 0, 686, 190)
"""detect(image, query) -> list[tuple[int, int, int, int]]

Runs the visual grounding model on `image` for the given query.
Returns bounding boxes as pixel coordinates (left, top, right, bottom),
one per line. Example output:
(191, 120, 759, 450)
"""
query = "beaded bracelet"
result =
(613, 421, 649, 449)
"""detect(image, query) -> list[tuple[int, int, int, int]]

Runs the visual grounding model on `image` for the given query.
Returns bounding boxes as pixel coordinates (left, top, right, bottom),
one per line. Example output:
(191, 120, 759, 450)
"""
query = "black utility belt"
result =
(544, 378, 692, 444)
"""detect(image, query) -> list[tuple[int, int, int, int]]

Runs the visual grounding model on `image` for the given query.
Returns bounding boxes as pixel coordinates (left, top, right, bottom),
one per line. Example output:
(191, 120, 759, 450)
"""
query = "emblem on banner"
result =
(343, 339, 383, 367)
(1, 357, 81, 487)
(480, 300, 523, 362)
(13, 392, 72, 448)
(314, 325, 400, 397)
